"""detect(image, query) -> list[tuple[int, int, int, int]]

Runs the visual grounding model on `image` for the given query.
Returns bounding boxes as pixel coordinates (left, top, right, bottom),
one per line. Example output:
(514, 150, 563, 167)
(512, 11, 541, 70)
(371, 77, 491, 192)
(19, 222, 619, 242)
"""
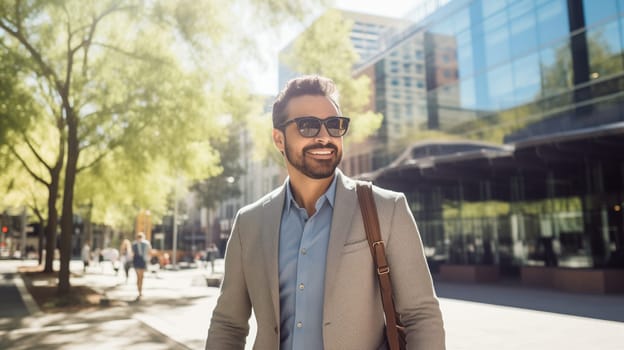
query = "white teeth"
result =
(310, 150, 331, 155)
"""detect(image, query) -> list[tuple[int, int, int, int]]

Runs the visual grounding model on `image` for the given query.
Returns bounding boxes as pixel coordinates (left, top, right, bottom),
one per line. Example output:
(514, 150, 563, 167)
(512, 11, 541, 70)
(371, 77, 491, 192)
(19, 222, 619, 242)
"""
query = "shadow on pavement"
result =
(0, 292, 211, 350)
(0, 317, 184, 350)
(434, 280, 624, 323)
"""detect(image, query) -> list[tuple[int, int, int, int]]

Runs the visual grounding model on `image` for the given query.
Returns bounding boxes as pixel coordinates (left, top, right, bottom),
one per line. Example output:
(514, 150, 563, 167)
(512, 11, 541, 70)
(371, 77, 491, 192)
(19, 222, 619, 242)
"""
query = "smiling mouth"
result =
(307, 150, 334, 156)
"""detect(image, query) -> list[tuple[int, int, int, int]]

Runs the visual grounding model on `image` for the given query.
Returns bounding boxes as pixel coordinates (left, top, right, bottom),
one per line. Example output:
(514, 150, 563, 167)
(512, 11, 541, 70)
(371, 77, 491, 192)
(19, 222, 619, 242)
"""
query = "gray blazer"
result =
(206, 170, 445, 350)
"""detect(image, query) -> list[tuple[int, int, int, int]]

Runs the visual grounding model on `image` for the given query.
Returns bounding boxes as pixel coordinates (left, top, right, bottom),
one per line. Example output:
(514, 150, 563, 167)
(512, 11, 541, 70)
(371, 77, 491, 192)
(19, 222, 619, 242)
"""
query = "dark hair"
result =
(272, 75, 341, 128)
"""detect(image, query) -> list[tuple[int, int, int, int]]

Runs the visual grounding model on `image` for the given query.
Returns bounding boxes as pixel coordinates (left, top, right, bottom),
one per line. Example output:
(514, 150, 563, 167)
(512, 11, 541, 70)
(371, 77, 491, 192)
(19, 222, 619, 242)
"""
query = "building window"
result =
(537, 0, 569, 46)
(486, 63, 514, 110)
(583, 0, 618, 27)
(510, 6, 538, 57)
(512, 52, 541, 105)
(539, 41, 573, 96)
(483, 10, 510, 67)
(481, 0, 507, 19)
(586, 19, 623, 79)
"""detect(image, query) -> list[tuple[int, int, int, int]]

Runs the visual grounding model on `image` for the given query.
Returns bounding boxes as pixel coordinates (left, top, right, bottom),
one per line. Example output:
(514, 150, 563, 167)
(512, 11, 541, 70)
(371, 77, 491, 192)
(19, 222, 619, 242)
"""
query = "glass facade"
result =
(362, 0, 624, 274)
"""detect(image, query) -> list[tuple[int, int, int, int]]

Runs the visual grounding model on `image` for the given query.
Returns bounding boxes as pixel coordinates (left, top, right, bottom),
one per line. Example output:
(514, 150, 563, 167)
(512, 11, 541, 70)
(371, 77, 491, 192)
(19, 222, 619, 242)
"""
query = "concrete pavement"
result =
(2, 258, 624, 349)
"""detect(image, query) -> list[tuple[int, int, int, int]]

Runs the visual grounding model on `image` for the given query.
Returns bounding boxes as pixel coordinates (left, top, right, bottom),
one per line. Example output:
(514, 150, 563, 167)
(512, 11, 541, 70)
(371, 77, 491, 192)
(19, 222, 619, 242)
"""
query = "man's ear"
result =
(273, 128, 285, 154)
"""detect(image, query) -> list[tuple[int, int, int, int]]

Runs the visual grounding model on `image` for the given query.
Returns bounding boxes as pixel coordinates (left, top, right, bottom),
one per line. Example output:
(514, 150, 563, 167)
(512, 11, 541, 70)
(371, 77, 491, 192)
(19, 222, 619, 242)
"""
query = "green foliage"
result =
(1, 0, 322, 218)
(190, 125, 244, 210)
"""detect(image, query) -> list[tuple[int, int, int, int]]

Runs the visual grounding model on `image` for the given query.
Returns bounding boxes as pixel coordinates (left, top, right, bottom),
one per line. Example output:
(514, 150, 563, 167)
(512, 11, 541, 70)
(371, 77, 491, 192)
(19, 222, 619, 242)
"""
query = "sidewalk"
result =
(0, 259, 229, 350)
(2, 258, 624, 349)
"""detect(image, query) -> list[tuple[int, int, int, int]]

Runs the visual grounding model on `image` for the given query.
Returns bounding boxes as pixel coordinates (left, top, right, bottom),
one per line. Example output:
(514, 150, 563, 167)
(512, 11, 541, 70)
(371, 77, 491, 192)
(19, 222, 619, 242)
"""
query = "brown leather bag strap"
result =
(357, 183, 402, 350)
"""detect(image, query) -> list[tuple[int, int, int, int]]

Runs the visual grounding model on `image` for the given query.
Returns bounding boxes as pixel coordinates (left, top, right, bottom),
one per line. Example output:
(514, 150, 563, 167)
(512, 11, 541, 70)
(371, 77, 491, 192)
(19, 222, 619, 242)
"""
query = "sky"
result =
(248, 0, 418, 95)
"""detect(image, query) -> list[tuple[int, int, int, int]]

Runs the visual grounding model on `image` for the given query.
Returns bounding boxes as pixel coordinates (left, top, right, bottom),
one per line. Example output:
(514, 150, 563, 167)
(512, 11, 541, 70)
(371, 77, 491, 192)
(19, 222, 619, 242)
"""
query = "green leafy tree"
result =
(0, 0, 324, 295)
(0, 42, 63, 273)
(191, 128, 244, 210)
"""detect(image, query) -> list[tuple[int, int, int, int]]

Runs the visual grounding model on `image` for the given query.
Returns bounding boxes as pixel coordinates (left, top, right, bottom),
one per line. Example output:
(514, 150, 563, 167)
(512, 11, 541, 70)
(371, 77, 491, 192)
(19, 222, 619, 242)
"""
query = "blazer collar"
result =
(260, 182, 287, 328)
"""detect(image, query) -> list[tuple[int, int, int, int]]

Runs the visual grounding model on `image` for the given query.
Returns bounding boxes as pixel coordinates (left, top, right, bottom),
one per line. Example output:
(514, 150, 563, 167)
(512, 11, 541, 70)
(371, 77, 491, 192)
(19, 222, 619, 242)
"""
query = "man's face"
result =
(273, 95, 344, 180)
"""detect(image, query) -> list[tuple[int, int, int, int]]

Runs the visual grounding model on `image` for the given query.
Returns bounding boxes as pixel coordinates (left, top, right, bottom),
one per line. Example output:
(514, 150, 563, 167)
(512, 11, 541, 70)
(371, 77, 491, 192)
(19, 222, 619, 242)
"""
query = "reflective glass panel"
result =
(487, 63, 514, 110)
(540, 41, 572, 95)
(510, 8, 538, 57)
(583, 0, 618, 27)
(457, 42, 474, 78)
(587, 20, 624, 78)
(460, 77, 477, 110)
(481, 0, 508, 19)
(537, 0, 569, 46)
(513, 53, 541, 104)
(483, 11, 510, 66)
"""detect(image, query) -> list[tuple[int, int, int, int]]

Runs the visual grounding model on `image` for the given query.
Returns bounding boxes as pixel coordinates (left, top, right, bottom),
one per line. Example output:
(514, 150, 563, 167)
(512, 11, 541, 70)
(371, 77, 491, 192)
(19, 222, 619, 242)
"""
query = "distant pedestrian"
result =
(119, 239, 133, 282)
(206, 243, 220, 274)
(132, 232, 152, 300)
(81, 243, 90, 273)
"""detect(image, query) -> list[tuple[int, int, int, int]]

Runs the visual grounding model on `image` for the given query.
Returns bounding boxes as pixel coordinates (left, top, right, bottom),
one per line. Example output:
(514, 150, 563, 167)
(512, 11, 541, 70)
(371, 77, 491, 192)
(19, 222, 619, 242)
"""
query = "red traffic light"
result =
(1, 226, 7, 233)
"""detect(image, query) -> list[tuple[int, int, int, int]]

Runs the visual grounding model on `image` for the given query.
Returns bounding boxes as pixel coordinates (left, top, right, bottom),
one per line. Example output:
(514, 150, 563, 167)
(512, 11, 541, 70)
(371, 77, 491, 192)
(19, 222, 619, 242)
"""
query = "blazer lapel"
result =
(323, 171, 358, 305)
(261, 182, 287, 328)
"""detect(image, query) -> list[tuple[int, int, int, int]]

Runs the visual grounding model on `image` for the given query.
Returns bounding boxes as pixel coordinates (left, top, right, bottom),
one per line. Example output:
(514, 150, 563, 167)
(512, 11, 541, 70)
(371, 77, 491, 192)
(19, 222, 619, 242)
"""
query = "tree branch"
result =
(8, 144, 50, 187)
(28, 188, 45, 224)
(76, 149, 111, 173)
(91, 41, 171, 65)
(19, 129, 52, 172)
(0, 11, 64, 94)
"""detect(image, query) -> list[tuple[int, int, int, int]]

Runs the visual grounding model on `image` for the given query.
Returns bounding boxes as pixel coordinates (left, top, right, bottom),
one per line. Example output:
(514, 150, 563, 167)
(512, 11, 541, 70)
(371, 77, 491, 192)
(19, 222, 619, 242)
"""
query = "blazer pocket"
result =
(342, 239, 370, 253)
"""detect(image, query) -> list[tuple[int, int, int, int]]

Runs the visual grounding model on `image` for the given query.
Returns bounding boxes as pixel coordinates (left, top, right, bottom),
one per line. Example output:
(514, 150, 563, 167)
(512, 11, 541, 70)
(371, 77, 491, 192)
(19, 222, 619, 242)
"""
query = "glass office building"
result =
(357, 0, 624, 277)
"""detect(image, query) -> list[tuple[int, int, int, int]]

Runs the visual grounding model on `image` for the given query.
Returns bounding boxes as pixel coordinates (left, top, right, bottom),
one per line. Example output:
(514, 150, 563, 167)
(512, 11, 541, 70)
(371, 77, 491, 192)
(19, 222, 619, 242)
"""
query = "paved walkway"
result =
(1, 259, 624, 349)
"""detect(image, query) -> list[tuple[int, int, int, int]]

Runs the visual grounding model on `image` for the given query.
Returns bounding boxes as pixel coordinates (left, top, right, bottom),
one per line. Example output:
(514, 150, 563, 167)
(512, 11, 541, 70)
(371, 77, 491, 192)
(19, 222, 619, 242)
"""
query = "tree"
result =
(0, 36, 62, 273)
(0, 0, 325, 295)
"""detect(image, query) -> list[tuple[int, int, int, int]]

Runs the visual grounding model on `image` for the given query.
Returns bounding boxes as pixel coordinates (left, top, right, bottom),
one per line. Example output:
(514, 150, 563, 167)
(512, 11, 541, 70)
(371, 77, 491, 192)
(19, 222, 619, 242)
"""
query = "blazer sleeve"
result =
(205, 213, 252, 350)
(386, 194, 446, 350)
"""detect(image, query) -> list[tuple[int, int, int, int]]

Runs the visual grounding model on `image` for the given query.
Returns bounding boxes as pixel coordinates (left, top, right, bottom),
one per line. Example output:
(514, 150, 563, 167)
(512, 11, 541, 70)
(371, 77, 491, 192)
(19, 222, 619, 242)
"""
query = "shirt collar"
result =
(285, 174, 338, 213)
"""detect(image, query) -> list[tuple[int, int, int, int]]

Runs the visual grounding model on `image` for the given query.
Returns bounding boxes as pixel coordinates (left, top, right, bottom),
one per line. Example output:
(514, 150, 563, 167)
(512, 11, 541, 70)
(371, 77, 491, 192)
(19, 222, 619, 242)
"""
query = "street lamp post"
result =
(172, 189, 179, 270)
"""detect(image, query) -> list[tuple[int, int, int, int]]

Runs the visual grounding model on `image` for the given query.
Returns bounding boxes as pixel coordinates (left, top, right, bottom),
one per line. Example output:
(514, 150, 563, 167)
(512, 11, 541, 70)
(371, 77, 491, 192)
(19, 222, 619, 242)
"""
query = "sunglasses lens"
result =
(326, 117, 349, 137)
(297, 118, 321, 137)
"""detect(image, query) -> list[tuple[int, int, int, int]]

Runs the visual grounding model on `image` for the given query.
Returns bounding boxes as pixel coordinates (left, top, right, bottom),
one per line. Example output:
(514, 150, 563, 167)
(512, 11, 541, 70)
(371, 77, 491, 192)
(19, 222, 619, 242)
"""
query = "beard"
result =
(284, 137, 342, 180)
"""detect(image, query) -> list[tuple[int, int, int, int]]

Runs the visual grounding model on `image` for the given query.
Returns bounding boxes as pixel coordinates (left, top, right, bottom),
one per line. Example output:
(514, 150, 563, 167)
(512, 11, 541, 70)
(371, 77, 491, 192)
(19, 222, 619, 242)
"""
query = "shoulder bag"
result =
(356, 183, 407, 350)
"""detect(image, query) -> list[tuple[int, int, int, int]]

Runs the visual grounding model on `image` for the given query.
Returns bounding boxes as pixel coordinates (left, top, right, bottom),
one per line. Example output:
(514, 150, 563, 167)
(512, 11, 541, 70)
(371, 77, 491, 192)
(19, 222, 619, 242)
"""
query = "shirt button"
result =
(299, 283, 305, 290)
(301, 248, 307, 255)
(296, 322, 303, 328)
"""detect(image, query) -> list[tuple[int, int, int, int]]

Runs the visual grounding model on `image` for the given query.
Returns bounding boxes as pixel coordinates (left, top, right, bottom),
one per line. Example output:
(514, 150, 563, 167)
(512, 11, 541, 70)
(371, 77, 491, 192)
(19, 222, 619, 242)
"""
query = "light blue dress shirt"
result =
(279, 176, 337, 350)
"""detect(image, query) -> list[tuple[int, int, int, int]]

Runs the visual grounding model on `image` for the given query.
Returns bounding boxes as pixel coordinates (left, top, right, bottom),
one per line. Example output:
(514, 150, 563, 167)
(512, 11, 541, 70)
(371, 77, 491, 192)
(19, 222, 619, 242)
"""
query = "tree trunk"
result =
(43, 142, 64, 273)
(43, 175, 60, 273)
(58, 118, 79, 295)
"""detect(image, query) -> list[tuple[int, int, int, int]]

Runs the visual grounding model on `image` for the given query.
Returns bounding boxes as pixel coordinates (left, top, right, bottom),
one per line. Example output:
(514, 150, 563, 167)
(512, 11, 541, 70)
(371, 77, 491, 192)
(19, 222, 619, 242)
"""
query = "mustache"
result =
(303, 143, 338, 152)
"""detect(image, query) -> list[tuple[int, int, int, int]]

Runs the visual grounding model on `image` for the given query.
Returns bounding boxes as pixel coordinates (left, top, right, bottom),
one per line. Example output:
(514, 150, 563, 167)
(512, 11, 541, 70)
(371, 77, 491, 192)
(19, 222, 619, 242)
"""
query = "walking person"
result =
(132, 232, 151, 300)
(206, 76, 445, 349)
(119, 239, 133, 282)
(206, 243, 220, 274)
(81, 243, 90, 273)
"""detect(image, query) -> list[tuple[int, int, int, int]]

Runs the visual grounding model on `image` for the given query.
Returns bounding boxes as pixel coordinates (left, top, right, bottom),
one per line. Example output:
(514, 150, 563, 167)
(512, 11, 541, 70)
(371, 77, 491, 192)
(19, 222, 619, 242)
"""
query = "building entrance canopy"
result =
(365, 122, 624, 202)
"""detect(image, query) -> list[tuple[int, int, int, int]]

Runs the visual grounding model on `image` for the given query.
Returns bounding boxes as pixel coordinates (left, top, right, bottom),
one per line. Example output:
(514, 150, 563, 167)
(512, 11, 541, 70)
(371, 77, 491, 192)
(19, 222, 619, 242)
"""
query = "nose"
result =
(314, 124, 332, 143)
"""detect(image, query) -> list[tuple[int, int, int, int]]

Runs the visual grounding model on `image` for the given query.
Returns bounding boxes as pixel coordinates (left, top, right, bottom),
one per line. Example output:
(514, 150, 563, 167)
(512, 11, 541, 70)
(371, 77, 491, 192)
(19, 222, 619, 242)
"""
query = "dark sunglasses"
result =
(278, 116, 350, 138)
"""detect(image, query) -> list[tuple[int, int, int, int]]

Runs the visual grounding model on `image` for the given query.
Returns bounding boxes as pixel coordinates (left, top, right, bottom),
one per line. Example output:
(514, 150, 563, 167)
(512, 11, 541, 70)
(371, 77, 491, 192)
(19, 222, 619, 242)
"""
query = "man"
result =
(206, 76, 445, 349)
(132, 232, 151, 300)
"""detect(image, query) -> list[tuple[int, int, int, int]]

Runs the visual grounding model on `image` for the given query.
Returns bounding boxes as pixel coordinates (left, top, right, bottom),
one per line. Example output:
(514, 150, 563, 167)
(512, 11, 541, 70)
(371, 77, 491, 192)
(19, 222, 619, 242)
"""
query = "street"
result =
(1, 259, 624, 349)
